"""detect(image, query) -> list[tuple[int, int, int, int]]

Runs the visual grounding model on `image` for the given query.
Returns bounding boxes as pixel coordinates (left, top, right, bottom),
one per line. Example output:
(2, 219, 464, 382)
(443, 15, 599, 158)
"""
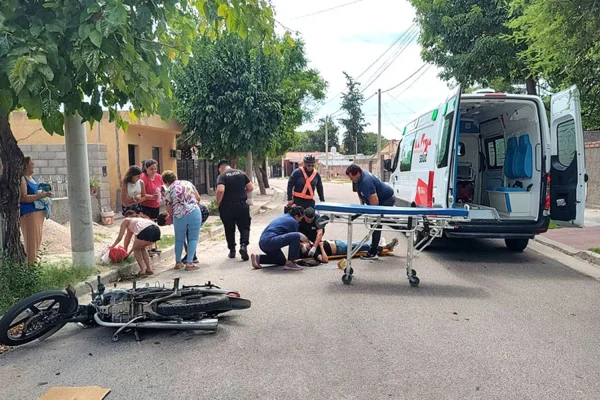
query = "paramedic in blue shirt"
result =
(345, 164, 395, 260)
(250, 206, 308, 271)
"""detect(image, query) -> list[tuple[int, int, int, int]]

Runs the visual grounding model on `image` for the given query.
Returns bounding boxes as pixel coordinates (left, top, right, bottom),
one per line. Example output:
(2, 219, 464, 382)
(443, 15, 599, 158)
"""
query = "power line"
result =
(392, 65, 432, 96)
(291, 0, 368, 21)
(381, 63, 427, 93)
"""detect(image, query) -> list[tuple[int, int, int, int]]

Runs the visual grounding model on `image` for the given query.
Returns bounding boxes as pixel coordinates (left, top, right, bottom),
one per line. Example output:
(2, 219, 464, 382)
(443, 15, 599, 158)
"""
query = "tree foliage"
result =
(362, 132, 388, 156)
(339, 72, 367, 155)
(508, 0, 600, 128)
(409, 0, 535, 94)
(0, 0, 276, 130)
(293, 117, 340, 152)
(174, 33, 326, 161)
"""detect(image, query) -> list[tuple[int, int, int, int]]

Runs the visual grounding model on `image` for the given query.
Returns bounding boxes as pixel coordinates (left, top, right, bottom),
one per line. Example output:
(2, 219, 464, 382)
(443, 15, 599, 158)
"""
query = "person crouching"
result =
(250, 206, 308, 271)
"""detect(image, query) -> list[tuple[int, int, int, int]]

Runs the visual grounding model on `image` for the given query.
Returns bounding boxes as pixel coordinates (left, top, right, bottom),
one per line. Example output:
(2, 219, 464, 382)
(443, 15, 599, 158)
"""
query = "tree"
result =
(363, 132, 388, 156)
(293, 118, 340, 152)
(0, 0, 276, 264)
(508, 0, 600, 129)
(410, 0, 537, 94)
(174, 34, 326, 193)
(339, 72, 367, 155)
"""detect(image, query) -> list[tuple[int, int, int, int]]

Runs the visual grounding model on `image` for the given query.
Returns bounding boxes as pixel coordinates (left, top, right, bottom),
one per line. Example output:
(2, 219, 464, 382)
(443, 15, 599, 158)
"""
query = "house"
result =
(10, 110, 182, 219)
(281, 151, 322, 176)
(370, 139, 399, 181)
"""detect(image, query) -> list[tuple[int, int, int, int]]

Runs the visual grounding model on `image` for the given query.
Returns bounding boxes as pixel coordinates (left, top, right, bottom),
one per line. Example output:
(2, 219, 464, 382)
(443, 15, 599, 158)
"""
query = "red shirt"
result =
(141, 173, 164, 208)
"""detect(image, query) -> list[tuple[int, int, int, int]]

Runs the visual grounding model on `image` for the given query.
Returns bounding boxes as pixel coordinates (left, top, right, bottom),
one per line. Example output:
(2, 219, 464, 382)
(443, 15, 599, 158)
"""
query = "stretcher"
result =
(314, 202, 470, 286)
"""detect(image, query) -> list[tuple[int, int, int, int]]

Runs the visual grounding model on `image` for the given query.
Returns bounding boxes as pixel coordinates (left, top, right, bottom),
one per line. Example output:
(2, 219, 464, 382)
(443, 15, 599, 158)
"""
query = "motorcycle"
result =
(0, 276, 251, 346)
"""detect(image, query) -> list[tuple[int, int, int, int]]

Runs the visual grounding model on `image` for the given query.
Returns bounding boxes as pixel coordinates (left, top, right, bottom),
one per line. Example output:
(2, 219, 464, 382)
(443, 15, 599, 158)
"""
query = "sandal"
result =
(184, 264, 199, 271)
(174, 262, 184, 270)
(146, 269, 155, 275)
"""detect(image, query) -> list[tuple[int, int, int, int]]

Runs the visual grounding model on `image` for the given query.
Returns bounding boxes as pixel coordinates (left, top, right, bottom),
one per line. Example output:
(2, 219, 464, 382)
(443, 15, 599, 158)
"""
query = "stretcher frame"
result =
(314, 202, 470, 286)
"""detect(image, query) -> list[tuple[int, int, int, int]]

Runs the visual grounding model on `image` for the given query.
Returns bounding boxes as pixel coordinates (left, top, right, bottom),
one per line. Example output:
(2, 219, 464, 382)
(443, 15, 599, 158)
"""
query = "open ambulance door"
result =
(433, 85, 462, 207)
(549, 85, 587, 227)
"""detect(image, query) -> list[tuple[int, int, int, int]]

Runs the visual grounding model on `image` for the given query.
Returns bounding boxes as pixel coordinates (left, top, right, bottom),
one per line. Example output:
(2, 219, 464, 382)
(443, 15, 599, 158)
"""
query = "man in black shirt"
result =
(216, 160, 253, 261)
(298, 207, 324, 258)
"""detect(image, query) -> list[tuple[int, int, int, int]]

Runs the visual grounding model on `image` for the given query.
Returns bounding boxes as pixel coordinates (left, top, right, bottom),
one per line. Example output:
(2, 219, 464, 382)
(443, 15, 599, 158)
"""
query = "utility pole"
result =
(325, 115, 329, 180)
(377, 88, 382, 178)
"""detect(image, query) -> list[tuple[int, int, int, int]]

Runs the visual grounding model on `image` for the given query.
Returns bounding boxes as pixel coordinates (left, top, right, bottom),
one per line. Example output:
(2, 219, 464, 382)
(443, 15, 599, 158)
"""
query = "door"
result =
(433, 85, 462, 207)
(549, 85, 587, 227)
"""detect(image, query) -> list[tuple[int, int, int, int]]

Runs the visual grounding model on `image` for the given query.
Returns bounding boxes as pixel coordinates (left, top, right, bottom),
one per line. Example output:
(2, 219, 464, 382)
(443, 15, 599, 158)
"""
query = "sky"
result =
(271, 0, 456, 141)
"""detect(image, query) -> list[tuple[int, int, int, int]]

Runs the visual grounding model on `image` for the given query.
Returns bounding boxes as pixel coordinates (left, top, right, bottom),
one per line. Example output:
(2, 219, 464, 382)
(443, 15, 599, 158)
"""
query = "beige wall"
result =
(585, 143, 600, 208)
(10, 111, 180, 211)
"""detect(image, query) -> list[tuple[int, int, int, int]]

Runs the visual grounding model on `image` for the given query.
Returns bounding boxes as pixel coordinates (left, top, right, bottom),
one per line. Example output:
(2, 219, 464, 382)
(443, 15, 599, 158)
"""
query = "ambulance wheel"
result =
(505, 239, 529, 252)
(344, 267, 354, 276)
(342, 274, 353, 285)
(409, 276, 420, 287)
(413, 231, 426, 250)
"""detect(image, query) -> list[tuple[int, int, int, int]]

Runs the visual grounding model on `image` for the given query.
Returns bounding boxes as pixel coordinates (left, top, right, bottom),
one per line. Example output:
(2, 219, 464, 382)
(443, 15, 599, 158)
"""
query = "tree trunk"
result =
(230, 153, 238, 170)
(0, 115, 26, 264)
(245, 151, 254, 205)
(254, 165, 267, 195)
(261, 159, 270, 189)
(525, 77, 537, 95)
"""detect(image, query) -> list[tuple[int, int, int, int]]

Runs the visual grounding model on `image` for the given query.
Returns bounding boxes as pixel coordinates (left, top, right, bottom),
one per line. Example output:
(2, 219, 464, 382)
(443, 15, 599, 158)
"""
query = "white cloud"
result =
(272, 0, 455, 140)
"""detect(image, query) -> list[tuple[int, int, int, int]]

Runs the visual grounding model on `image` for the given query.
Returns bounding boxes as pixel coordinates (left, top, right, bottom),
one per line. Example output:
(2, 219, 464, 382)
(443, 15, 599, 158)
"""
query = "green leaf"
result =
(31, 53, 47, 65)
(88, 29, 103, 48)
(18, 90, 43, 119)
(217, 4, 228, 17)
(0, 36, 10, 58)
(30, 25, 42, 37)
(0, 89, 14, 116)
(83, 49, 100, 72)
(38, 64, 54, 81)
(105, 2, 127, 27)
(26, 75, 43, 93)
(91, 105, 103, 121)
(78, 23, 95, 40)
(41, 112, 65, 135)
(46, 22, 64, 34)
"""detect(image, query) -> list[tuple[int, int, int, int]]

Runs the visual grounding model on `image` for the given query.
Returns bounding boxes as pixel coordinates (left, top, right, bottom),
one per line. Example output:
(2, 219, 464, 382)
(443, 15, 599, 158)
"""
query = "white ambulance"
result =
(384, 85, 588, 252)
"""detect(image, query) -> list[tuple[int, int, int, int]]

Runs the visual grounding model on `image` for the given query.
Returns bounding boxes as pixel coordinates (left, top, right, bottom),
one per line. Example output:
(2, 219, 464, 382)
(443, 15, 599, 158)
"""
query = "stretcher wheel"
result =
(342, 274, 353, 285)
(344, 267, 354, 276)
(411, 269, 417, 277)
(409, 276, 420, 287)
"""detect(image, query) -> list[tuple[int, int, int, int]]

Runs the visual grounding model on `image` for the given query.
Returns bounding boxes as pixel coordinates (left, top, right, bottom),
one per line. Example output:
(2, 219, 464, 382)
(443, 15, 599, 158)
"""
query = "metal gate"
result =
(177, 159, 208, 194)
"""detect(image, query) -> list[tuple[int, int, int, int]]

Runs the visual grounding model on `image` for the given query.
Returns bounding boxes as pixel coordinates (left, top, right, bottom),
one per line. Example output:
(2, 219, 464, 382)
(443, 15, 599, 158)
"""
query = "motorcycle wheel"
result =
(0, 291, 77, 347)
(156, 295, 232, 317)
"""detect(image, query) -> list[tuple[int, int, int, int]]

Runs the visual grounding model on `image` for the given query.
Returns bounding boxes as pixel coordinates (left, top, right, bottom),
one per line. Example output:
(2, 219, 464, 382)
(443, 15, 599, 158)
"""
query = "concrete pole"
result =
(325, 115, 329, 181)
(64, 113, 95, 268)
(377, 88, 382, 178)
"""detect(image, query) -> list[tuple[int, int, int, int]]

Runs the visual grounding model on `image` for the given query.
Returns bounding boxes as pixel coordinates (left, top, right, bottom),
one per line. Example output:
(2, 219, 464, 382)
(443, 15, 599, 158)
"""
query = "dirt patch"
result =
(39, 220, 117, 257)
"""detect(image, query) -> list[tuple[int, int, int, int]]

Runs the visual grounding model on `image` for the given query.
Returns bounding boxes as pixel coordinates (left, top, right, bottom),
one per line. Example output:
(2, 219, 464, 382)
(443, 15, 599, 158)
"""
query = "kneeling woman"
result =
(110, 214, 161, 276)
(301, 237, 398, 263)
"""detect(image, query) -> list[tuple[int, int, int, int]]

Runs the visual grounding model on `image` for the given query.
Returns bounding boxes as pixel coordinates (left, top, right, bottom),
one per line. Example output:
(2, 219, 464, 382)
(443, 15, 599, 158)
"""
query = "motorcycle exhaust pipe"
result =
(93, 314, 218, 331)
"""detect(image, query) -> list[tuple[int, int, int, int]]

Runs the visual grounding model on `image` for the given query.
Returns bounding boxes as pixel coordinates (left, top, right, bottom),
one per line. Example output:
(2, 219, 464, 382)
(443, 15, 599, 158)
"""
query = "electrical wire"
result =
(381, 63, 427, 93)
(389, 65, 432, 97)
(291, 0, 368, 21)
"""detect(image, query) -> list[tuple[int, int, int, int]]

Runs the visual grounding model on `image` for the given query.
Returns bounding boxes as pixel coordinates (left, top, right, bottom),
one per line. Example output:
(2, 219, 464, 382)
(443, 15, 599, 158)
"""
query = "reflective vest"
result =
(292, 168, 317, 199)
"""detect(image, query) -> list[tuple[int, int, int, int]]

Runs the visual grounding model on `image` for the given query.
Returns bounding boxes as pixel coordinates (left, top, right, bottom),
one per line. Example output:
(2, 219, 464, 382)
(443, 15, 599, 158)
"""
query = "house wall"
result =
(10, 111, 179, 211)
(585, 142, 600, 208)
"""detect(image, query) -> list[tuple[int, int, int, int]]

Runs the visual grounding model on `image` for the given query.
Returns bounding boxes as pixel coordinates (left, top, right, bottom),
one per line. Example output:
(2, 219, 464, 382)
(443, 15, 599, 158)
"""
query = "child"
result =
(110, 213, 162, 276)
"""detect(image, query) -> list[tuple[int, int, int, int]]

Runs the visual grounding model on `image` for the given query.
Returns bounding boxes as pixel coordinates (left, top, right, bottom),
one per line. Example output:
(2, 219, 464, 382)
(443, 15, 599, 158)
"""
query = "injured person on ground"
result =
(298, 237, 399, 264)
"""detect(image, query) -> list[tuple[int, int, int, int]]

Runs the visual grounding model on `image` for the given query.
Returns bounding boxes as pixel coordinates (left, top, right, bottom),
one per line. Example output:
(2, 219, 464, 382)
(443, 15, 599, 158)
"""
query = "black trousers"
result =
(368, 197, 398, 255)
(292, 197, 316, 209)
(219, 202, 251, 250)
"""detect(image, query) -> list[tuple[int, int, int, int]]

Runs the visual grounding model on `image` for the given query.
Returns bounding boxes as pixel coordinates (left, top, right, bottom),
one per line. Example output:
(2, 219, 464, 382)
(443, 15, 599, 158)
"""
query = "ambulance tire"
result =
(504, 239, 529, 252)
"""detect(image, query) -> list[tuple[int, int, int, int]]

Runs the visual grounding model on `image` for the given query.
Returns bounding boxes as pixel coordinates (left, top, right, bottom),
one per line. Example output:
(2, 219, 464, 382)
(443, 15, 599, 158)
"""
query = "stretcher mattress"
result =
(315, 202, 468, 218)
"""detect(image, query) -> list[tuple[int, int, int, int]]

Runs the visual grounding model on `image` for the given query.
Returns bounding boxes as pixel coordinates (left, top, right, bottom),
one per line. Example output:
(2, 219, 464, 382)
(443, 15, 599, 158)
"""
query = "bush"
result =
(208, 199, 219, 216)
(0, 256, 95, 315)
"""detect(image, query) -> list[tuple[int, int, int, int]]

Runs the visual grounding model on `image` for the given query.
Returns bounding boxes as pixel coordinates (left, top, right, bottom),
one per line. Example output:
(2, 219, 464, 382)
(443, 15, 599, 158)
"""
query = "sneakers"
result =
(284, 261, 303, 271)
(385, 238, 399, 251)
(250, 254, 262, 269)
(228, 250, 236, 259)
(239, 246, 249, 261)
(360, 253, 379, 260)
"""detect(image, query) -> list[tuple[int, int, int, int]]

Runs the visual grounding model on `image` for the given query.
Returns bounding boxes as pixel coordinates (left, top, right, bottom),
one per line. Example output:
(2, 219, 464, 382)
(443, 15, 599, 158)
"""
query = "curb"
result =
(533, 235, 600, 267)
(74, 187, 284, 297)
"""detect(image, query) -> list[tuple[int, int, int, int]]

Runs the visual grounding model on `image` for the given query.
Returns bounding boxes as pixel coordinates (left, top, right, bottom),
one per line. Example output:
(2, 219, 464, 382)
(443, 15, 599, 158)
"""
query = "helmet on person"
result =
(303, 154, 316, 164)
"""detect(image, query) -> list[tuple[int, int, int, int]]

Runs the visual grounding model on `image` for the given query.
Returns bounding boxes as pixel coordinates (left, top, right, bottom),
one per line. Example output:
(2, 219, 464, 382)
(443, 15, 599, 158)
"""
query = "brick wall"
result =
(18, 143, 110, 221)
(585, 142, 600, 208)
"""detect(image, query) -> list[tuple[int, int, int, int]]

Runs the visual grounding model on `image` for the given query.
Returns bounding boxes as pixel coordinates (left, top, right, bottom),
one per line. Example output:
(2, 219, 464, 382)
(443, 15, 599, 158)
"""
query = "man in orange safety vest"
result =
(286, 154, 325, 210)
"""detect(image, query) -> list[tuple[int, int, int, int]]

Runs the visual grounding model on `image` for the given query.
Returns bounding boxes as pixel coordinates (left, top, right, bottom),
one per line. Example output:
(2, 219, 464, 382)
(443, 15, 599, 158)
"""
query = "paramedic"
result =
(287, 155, 325, 209)
(345, 164, 396, 260)
(250, 206, 307, 271)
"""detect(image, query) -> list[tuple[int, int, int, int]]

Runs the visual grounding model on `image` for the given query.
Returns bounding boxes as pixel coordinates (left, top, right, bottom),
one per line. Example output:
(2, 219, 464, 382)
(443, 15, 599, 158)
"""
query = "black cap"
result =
(304, 207, 315, 218)
(217, 160, 230, 168)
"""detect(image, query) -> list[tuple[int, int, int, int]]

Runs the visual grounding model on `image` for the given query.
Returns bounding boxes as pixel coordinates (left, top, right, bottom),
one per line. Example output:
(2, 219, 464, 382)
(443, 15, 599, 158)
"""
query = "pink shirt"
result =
(141, 173, 163, 208)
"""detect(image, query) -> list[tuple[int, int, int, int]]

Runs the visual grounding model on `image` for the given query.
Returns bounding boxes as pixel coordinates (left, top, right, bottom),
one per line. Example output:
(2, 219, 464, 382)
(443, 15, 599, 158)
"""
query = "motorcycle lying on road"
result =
(0, 276, 251, 346)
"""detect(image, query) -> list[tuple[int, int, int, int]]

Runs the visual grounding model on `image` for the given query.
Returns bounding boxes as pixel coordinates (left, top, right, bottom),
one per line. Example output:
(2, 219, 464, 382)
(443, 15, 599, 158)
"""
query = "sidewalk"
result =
(534, 208, 600, 266)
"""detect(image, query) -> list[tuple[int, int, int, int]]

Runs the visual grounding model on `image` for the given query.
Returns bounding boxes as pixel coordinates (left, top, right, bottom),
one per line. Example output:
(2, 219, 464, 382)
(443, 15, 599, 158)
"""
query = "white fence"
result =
(37, 175, 69, 198)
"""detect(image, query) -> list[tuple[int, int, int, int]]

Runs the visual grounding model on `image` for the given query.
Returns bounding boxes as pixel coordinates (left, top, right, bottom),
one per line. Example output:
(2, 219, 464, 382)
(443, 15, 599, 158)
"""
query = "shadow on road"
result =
(324, 280, 490, 299)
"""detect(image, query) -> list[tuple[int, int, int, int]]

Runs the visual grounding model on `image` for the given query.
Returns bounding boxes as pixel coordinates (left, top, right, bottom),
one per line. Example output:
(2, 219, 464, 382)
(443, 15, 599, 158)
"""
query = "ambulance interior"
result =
(452, 98, 542, 221)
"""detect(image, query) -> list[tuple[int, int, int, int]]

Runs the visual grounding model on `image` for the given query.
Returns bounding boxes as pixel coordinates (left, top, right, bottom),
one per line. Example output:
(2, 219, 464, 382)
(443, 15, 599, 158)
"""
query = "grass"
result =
(548, 220, 561, 229)
(589, 248, 600, 255)
(159, 235, 175, 247)
(94, 233, 110, 242)
(0, 258, 98, 315)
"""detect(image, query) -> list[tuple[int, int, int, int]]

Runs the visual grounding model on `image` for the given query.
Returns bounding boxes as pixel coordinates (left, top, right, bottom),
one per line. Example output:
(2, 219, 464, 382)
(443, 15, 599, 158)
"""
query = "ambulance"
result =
(384, 85, 588, 252)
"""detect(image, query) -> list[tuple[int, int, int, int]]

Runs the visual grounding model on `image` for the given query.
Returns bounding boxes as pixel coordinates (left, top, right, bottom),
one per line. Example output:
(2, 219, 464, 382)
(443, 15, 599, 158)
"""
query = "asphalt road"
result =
(2, 179, 600, 400)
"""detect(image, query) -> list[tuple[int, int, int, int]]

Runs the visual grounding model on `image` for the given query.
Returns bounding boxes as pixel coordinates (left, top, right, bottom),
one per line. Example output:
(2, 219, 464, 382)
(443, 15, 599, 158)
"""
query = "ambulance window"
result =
(485, 136, 506, 168)
(392, 143, 401, 171)
(437, 112, 453, 168)
(400, 133, 416, 172)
